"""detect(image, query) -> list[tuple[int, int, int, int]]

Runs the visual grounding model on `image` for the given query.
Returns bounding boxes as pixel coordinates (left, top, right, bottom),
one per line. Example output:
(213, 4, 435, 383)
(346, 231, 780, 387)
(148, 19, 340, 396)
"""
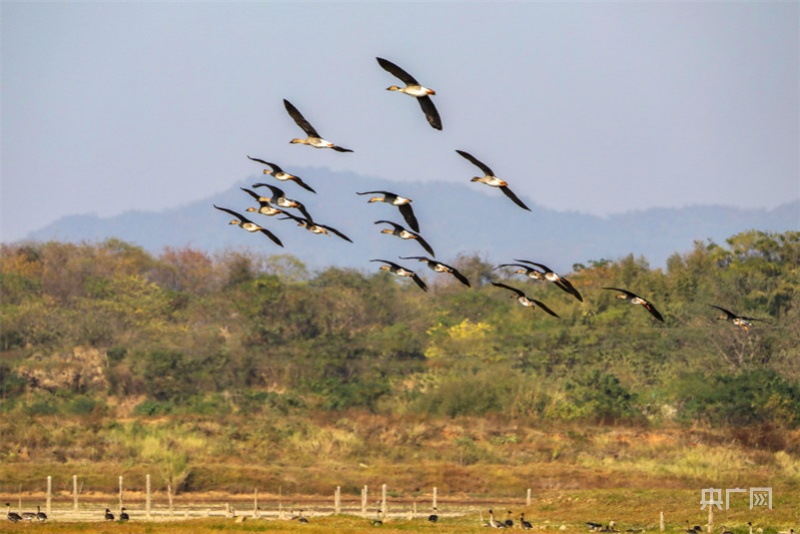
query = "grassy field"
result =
(1, 488, 797, 534)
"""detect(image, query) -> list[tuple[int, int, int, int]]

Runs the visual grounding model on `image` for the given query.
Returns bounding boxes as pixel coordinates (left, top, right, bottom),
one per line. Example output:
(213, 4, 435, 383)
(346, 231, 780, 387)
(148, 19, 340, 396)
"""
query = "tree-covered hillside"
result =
(2, 231, 798, 427)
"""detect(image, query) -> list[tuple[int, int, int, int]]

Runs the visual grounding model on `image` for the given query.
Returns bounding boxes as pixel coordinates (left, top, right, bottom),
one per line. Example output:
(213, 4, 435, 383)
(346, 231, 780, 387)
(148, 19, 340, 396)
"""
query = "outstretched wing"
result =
(246, 155, 280, 173)
(490, 281, 525, 298)
(531, 299, 560, 318)
(375, 220, 404, 231)
(376, 57, 420, 85)
(214, 204, 249, 223)
(603, 287, 638, 299)
(642, 301, 664, 322)
(283, 99, 320, 138)
(709, 304, 737, 320)
(417, 96, 442, 130)
(320, 223, 353, 243)
(292, 176, 317, 194)
(398, 203, 420, 232)
(456, 149, 494, 176)
(446, 265, 471, 287)
(414, 233, 436, 257)
(500, 185, 531, 211)
(554, 278, 583, 302)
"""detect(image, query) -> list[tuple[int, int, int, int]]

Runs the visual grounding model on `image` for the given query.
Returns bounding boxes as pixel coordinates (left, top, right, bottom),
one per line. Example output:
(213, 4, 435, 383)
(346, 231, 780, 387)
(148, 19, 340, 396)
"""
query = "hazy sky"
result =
(2, 2, 798, 243)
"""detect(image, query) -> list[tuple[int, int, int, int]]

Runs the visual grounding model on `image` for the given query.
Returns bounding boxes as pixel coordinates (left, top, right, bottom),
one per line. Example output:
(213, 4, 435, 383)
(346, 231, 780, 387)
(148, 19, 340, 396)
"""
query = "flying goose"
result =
(490, 282, 560, 318)
(496, 263, 547, 281)
(603, 287, 664, 322)
(710, 305, 766, 331)
(246, 156, 316, 193)
(514, 260, 583, 301)
(400, 256, 470, 287)
(240, 187, 286, 217)
(374, 220, 435, 257)
(213, 205, 284, 247)
(283, 99, 353, 152)
(456, 149, 531, 211)
(371, 259, 428, 292)
(357, 190, 419, 232)
(376, 57, 442, 130)
(251, 183, 314, 221)
(279, 211, 353, 243)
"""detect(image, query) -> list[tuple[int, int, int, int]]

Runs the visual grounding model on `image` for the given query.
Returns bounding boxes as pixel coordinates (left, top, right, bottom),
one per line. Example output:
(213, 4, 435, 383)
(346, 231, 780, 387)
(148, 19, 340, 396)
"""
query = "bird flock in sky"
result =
(213, 57, 763, 330)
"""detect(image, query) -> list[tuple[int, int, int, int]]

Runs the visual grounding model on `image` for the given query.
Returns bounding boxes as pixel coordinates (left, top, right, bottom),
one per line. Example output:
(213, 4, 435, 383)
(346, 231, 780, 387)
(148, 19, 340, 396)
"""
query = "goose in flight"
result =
(603, 287, 664, 322)
(213, 205, 283, 247)
(496, 262, 547, 282)
(490, 281, 560, 318)
(240, 187, 285, 217)
(374, 220, 435, 257)
(357, 190, 419, 232)
(252, 183, 314, 221)
(376, 56, 442, 130)
(283, 99, 353, 152)
(400, 256, 471, 287)
(371, 259, 428, 292)
(280, 211, 353, 243)
(514, 260, 583, 301)
(710, 305, 765, 331)
(456, 149, 531, 211)
(246, 156, 316, 193)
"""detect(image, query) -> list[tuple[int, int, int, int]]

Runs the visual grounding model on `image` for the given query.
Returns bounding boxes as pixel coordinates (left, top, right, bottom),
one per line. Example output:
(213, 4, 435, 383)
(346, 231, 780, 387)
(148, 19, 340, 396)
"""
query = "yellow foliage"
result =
(424, 319, 493, 363)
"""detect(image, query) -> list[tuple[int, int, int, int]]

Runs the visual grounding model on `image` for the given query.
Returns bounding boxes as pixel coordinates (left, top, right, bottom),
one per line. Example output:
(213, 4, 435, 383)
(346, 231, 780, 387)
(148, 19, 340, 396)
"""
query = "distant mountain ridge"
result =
(23, 167, 799, 271)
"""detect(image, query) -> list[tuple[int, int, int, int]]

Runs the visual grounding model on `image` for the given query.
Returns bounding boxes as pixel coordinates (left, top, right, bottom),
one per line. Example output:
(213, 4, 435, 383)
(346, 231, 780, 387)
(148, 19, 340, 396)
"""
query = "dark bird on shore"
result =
(246, 156, 316, 193)
(283, 99, 353, 152)
(375, 220, 435, 257)
(251, 183, 314, 221)
(490, 281, 560, 318)
(520, 513, 533, 530)
(710, 305, 766, 331)
(213, 205, 283, 247)
(120, 507, 129, 521)
(104, 508, 115, 521)
(5, 503, 22, 523)
(456, 149, 531, 211)
(603, 287, 664, 322)
(428, 507, 438, 523)
(400, 256, 471, 287)
(357, 190, 419, 232)
(35, 506, 47, 522)
(371, 259, 428, 292)
(376, 57, 442, 130)
(280, 211, 353, 243)
(514, 260, 583, 301)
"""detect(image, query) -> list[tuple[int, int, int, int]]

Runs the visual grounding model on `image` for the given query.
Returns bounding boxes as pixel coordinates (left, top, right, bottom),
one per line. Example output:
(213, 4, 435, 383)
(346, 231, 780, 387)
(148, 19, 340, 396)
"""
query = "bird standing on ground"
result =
(284, 99, 353, 152)
(603, 287, 664, 322)
(376, 57, 442, 130)
(456, 149, 531, 211)
(5, 503, 22, 522)
(357, 190, 419, 232)
(119, 507, 129, 521)
(213, 205, 284, 247)
(371, 259, 428, 292)
(246, 156, 316, 193)
(491, 281, 560, 318)
(104, 508, 115, 521)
